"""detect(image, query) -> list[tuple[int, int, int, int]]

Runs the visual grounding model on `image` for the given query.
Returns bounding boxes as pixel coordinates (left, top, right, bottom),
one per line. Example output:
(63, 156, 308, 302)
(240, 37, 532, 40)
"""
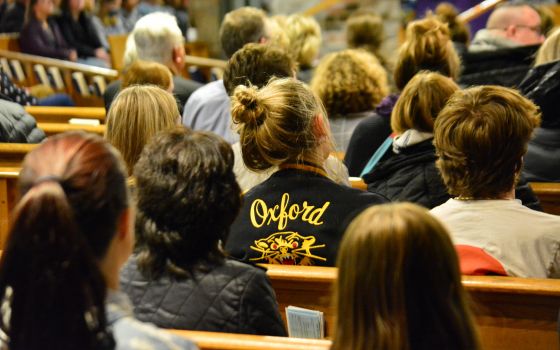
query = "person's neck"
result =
(99, 256, 121, 290)
(456, 188, 515, 201)
(70, 9, 80, 21)
(35, 12, 48, 22)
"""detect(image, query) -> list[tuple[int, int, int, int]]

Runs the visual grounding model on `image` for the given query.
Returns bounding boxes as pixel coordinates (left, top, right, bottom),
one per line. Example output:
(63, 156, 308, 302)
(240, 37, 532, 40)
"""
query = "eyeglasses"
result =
(489, 24, 542, 36)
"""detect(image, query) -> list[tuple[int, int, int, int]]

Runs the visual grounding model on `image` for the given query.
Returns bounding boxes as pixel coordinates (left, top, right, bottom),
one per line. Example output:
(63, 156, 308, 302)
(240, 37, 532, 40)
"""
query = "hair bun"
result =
(232, 85, 267, 126)
(435, 3, 459, 25)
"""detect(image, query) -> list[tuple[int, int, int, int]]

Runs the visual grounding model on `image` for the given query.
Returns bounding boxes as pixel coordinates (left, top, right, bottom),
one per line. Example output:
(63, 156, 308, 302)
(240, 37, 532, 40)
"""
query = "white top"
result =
(431, 199, 560, 278)
(232, 142, 350, 193)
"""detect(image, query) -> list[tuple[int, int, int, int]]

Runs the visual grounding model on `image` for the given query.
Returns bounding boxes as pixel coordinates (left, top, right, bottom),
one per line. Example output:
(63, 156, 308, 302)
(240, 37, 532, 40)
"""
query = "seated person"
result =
(120, 127, 287, 336)
(0, 67, 74, 106)
(103, 12, 201, 113)
(431, 85, 560, 278)
(461, 3, 544, 87)
(222, 43, 349, 192)
(311, 49, 389, 152)
(344, 16, 460, 176)
(183, 7, 271, 144)
(105, 85, 179, 175)
(56, 0, 110, 68)
(0, 99, 45, 143)
(284, 14, 321, 83)
(121, 60, 174, 92)
(19, 0, 78, 61)
(519, 28, 560, 182)
(0, 0, 26, 33)
(333, 203, 479, 350)
(363, 72, 458, 209)
(0, 132, 196, 349)
(225, 78, 387, 267)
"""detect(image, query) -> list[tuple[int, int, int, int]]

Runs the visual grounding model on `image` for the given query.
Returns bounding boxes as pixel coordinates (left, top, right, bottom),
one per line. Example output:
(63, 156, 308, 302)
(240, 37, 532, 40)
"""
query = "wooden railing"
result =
(169, 329, 331, 350)
(263, 264, 560, 350)
(25, 106, 106, 124)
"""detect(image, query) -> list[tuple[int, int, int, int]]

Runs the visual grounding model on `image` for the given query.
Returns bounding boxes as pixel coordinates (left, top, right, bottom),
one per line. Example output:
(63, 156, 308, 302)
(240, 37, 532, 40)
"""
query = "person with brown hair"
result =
(431, 86, 560, 278)
(435, 2, 471, 56)
(333, 203, 479, 350)
(345, 9, 385, 63)
(344, 16, 460, 176)
(225, 77, 387, 267)
(105, 85, 180, 175)
(362, 72, 457, 208)
(120, 127, 286, 336)
(121, 60, 174, 92)
(311, 49, 388, 152)
(183, 6, 271, 143)
(0, 132, 197, 350)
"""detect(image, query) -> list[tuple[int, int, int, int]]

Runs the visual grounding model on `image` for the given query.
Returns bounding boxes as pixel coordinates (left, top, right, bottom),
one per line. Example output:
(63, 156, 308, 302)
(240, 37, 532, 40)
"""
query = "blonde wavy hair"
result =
(391, 71, 459, 134)
(106, 85, 180, 175)
(434, 86, 541, 198)
(311, 49, 389, 117)
(285, 14, 322, 69)
(346, 10, 385, 59)
(394, 16, 461, 90)
(231, 77, 330, 171)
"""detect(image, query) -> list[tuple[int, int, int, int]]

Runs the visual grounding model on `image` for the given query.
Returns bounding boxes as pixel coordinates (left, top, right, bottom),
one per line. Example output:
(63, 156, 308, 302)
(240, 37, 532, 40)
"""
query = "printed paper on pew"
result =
(285, 306, 324, 339)
(69, 118, 100, 126)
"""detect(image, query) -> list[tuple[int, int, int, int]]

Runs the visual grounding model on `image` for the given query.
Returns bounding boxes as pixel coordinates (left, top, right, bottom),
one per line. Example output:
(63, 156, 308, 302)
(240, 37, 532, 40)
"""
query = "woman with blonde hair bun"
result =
(333, 202, 479, 350)
(225, 77, 387, 267)
(105, 85, 180, 175)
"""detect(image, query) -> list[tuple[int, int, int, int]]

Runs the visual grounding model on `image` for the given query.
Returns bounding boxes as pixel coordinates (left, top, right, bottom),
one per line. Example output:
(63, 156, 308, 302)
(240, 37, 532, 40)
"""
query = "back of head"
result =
(106, 85, 180, 175)
(231, 77, 325, 171)
(0, 132, 129, 350)
(434, 85, 541, 198)
(435, 2, 470, 45)
(223, 43, 296, 96)
(346, 9, 384, 56)
(285, 14, 322, 69)
(219, 6, 268, 58)
(134, 127, 241, 280)
(333, 203, 479, 350)
(535, 27, 560, 66)
(311, 49, 389, 116)
(121, 60, 173, 90)
(391, 71, 459, 134)
(486, 4, 544, 46)
(394, 16, 460, 91)
(132, 12, 183, 65)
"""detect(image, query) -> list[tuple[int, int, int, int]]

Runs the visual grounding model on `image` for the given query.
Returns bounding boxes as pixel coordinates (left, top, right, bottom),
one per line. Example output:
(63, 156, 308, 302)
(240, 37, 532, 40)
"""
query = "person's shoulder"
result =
(185, 80, 227, 106)
(173, 76, 203, 91)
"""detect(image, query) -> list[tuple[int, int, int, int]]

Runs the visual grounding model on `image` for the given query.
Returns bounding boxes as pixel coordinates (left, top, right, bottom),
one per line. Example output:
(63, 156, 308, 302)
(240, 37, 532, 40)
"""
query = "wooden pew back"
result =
(0, 168, 19, 248)
(530, 182, 560, 215)
(262, 264, 560, 350)
(169, 330, 331, 350)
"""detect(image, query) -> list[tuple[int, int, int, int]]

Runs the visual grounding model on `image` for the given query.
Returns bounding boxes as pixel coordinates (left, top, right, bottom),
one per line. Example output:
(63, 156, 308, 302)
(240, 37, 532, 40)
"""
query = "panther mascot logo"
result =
(249, 231, 326, 265)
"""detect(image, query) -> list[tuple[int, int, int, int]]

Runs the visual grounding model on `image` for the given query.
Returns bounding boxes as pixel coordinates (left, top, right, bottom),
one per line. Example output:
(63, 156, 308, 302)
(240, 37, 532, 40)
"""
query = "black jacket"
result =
(120, 256, 287, 336)
(104, 76, 201, 114)
(0, 99, 45, 143)
(0, 2, 25, 33)
(19, 18, 73, 60)
(363, 139, 542, 211)
(56, 12, 103, 58)
(226, 167, 388, 266)
(519, 61, 560, 182)
(460, 45, 540, 88)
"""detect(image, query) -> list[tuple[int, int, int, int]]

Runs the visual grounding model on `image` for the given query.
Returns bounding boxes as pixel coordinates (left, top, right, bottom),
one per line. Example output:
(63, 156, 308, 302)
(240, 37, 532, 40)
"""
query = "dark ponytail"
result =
(0, 132, 128, 350)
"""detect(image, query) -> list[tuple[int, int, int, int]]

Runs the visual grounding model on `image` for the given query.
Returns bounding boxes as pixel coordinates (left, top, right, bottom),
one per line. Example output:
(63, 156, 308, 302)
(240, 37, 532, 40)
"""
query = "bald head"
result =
(487, 4, 544, 46)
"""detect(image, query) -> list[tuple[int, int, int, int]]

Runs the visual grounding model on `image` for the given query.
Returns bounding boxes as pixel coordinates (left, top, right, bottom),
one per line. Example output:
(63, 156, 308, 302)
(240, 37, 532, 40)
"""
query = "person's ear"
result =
(172, 45, 185, 68)
(312, 114, 328, 138)
(505, 24, 517, 38)
(116, 206, 134, 243)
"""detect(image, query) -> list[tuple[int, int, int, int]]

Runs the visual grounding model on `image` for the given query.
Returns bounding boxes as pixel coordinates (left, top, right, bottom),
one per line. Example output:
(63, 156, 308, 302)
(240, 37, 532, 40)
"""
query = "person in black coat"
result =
(0, 0, 25, 33)
(364, 71, 541, 211)
(120, 127, 286, 336)
(520, 28, 560, 182)
(19, 0, 77, 61)
(56, 0, 110, 67)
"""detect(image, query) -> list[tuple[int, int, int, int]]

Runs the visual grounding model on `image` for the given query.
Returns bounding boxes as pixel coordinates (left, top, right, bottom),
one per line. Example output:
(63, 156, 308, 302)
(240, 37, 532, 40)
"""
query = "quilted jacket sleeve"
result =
(239, 269, 287, 337)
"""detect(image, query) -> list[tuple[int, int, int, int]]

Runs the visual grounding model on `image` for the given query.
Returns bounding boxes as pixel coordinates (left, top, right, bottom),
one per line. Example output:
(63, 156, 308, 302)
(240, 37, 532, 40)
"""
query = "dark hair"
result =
(223, 43, 295, 96)
(134, 127, 242, 280)
(0, 132, 129, 350)
(435, 2, 471, 45)
(219, 7, 268, 58)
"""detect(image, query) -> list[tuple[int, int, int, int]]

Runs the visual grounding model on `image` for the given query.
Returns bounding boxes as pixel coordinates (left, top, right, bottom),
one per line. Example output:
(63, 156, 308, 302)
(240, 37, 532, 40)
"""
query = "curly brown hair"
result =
(434, 86, 541, 198)
(134, 127, 242, 279)
(311, 49, 388, 117)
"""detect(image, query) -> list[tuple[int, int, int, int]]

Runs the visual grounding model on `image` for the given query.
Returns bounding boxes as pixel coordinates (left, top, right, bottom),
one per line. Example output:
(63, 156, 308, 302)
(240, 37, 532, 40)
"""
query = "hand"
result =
(95, 48, 110, 62)
(68, 50, 78, 62)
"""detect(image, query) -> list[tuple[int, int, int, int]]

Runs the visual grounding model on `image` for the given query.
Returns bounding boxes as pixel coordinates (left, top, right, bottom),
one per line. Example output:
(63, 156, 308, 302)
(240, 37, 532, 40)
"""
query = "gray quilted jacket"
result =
(0, 99, 45, 143)
(120, 255, 287, 337)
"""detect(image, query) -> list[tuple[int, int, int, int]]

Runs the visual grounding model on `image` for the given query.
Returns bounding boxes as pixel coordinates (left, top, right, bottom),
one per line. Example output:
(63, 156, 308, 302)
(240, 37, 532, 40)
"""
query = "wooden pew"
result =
(25, 106, 106, 124)
(169, 330, 330, 350)
(37, 123, 105, 137)
(530, 182, 560, 215)
(0, 144, 36, 167)
(263, 264, 560, 350)
(0, 168, 19, 248)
